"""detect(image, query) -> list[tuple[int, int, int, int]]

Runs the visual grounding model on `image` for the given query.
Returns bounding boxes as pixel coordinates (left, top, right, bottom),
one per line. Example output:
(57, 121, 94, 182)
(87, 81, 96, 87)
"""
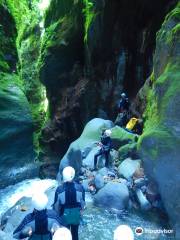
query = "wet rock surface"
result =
(138, 4, 180, 238)
(0, 76, 37, 187)
(39, 0, 178, 160)
(94, 182, 129, 210)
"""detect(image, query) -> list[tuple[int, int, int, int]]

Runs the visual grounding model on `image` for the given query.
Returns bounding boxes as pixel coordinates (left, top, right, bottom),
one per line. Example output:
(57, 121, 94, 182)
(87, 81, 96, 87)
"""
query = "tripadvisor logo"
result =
(135, 227, 144, 236)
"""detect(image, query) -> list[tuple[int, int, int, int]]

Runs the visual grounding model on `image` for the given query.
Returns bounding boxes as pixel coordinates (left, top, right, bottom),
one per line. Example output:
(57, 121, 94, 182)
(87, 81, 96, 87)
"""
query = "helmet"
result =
(121, 93, 126, 98)
(114, 225, 134, 240)
(63, 166, 75, 182)
(105, 129, 112, 137)
(53, 227, 72, 240)
(32, 193, 48, 211)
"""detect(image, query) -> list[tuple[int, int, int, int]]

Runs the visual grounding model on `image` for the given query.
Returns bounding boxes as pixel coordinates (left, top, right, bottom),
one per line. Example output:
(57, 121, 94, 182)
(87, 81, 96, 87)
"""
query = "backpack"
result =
(126, 118, 139, 130)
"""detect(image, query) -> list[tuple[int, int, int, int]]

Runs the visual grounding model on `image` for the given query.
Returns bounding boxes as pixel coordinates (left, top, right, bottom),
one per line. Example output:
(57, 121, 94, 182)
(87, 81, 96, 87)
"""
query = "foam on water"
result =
(0, 179, 175, 239)
(0, 178, 57, 218)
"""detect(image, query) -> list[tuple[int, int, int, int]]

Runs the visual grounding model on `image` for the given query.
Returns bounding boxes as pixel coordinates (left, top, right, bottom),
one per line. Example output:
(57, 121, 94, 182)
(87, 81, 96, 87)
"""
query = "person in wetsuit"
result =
(94, 129, 112, 169)
(13, 193, 64, 240)
(115, 93, 130, 127)
(53, 166, 85, 240)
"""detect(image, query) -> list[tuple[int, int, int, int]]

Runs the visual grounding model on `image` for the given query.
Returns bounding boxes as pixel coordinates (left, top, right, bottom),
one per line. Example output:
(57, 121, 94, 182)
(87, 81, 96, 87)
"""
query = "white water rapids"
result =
(0, 178, 175, 240)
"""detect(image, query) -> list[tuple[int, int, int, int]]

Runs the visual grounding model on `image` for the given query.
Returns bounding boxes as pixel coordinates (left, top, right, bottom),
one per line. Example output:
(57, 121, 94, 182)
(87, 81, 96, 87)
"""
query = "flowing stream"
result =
(0, 178, 175, 240)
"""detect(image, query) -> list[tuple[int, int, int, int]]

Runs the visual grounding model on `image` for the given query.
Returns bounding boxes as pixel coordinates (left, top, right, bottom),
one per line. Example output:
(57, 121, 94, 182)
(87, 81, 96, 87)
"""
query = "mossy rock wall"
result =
(0, 73, 37, 187)
(5, 0, 48, 152)
(0, 2, 39, 186)
(138, 3, 180, 237)
(40, 0, 177, 159)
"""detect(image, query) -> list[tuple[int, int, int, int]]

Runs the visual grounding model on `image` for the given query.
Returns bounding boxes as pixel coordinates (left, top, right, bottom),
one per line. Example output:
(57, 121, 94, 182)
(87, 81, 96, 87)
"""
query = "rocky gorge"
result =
(0, 0, 179, 239)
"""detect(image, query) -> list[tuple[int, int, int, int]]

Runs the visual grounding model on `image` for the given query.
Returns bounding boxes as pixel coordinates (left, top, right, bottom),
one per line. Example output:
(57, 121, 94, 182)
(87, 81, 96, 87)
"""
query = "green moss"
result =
(3, 0, 48, 154)
(157, 2, 180, 44)
(83, 0, 95, 42)
(118, 142, 137, 161)
(138, 3, 180, 162)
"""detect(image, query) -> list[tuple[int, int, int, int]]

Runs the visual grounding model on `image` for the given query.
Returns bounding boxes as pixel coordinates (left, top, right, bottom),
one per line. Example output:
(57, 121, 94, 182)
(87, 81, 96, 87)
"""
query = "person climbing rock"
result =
(52, 227, 72, 240)
(114, 224, 134, 240)
(53, 166, 85, 240)
(13, 192, 64, 239)
(94, 129, 112, 170)
(115, 93, 130, 127)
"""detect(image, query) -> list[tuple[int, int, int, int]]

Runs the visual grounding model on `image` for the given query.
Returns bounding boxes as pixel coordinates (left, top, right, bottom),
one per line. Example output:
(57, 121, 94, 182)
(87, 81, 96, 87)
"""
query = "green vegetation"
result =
(138, 3, 180, 161)
(83, 0, 95, 42)
(0, 0, 48, 154)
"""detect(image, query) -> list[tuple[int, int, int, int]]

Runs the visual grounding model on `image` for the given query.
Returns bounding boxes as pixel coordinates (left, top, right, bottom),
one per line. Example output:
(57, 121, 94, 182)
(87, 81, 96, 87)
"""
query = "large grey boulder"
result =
(94, 182, 129, 210)
(94, 174, 105, 190)
(82, 146, 100, 169)
(59, 118, 114, 176)
(118, 158, 141, 179)
(0, 75, 37, 187)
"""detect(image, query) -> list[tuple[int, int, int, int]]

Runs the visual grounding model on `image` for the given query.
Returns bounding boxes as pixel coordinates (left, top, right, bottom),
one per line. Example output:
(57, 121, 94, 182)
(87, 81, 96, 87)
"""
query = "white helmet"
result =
(63, 166, 75, 182)
(114, 225, 134, 240)
(121, 93, 126, 98)
(53, 227, 72, 240)
(105, 129, 112, 137)
(32, 192, 48, 211)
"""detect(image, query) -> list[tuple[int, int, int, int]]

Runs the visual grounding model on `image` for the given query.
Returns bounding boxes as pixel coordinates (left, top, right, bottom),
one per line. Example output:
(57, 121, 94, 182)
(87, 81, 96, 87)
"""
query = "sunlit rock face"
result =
(40, 0, 178, 158)
(138, 3, 180, 238)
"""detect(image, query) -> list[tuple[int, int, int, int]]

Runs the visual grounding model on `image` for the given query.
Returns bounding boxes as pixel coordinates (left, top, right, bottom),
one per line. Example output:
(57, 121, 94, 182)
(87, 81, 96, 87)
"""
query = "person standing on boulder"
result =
(94, 129, 112, 170)
(53, 166, 85, 240)
(115, 92, 130, 127)
(13, 192, 64, 239)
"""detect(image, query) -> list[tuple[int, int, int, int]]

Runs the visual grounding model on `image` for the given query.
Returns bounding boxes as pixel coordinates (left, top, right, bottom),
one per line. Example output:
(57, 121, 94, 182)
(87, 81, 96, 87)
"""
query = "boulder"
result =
(94, 182, 129, 210)
(118, 158, 141, 179)
(82, 146, 100, 169)
(111, 126, 137, 150)
(82, 146, 116, 169)
(97, 167, 109, 177)
(118, 142, 138, 161)
(59, 147, 82, 179)
(59, 118, 114, 176)
(0, 74, 37, 187)
(94, 174, 105, 190)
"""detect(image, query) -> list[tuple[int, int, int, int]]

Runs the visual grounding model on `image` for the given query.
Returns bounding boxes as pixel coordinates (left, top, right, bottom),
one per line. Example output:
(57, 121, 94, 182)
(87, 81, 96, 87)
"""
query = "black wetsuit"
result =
(94, 135, 112, 168)
(13, 209, 63, 240)
(53, 182, 85, 240)
(118, 97, 129, 113)
(115, 97, 130, 126)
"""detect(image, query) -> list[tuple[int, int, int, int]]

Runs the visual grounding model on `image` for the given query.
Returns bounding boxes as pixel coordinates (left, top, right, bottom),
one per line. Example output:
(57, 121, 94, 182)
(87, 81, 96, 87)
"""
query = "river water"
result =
(0, 178, 175, 240)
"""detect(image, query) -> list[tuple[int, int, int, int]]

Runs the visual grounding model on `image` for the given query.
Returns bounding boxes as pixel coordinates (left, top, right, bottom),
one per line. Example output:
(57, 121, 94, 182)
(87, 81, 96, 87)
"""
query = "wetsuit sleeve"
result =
(13, 215, 33, 239)
(53, 188, 59, 207)
(53, 187, 64, 213)
(47, 210, 65, 232)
